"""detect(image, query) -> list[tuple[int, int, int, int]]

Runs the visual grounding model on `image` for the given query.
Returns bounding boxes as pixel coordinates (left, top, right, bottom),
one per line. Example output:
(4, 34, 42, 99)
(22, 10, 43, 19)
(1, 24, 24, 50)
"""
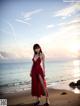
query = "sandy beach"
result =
(0, 88, 80, 106)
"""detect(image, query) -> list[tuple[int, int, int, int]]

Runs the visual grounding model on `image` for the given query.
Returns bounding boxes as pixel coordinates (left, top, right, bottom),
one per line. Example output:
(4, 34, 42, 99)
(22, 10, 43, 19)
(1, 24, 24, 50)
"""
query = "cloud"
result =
(38, 18, 80, 59)
(16, 9, 43, 25)
(54, 3, 80, 18)
(23, 9, 43, 19)
(46, 24, 54, 29)
(6, 21, 16, 36)
(58, 18, 80, 34)
(1, 20, 17, 40)
(16, 19, 30, 25)
(2, 18, 79, 60)
(58, 17, 80, 28)
(0, 51, 15, 59)
(0, 20, 16, 38)
(0, 45, 33, 60)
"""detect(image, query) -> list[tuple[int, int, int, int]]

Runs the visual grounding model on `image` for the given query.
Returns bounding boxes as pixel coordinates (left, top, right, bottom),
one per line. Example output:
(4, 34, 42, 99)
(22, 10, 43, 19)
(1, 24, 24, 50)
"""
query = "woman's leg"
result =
(33, 97, 40, 106)
(36, 97, 40, 102)
(45, 96, 50, 104)
(39, 75, 50, 104)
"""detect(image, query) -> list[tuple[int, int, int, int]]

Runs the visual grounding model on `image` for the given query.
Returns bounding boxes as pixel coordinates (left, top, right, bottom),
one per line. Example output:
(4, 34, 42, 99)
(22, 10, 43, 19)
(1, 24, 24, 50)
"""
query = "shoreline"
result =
(1, 80, 80, 95)
(0, 88, 80, 106)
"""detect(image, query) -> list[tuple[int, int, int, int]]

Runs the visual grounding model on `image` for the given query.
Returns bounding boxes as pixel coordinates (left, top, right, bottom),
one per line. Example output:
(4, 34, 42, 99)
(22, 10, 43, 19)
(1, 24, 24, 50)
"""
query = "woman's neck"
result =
(35, 52, 40, 55)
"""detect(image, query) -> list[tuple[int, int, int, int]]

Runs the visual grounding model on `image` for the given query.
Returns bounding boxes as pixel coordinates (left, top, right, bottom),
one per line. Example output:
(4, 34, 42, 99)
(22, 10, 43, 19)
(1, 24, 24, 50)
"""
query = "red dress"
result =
(31, 57, 48, 97)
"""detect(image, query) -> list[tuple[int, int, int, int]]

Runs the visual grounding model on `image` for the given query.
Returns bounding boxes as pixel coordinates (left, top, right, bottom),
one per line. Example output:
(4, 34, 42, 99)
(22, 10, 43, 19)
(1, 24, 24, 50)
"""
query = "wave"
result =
(0, 80, 31, 88)
(1, 75, 80, 88)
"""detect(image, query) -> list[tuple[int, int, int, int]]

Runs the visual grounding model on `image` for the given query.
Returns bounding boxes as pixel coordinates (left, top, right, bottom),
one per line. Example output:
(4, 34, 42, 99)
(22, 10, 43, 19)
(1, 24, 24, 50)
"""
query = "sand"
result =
(0, 88, 80, 106)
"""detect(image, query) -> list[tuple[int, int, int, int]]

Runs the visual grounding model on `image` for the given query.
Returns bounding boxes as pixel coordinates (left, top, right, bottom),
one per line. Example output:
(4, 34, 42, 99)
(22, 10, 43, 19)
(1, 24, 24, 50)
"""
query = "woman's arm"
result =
(30, 55, 34, 77)
(30, 64, 33, 77)
(41, 53, 45, 76)
(30, 68, 32, 77)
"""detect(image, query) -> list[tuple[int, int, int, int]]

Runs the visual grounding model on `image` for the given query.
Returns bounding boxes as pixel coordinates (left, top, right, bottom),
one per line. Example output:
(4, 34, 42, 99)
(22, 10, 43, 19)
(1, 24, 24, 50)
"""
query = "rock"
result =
(77, 80, 80, 86)
(69, 80, 80, 90)
(69, 82, 76, 89)
(77, 80, 80, 89)
(61, 92, 67, 95)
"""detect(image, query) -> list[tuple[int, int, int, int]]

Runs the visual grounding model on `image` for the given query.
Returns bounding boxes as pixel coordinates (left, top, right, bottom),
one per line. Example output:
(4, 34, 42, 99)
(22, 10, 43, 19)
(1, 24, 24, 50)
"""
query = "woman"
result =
(30, 44, 50, 106)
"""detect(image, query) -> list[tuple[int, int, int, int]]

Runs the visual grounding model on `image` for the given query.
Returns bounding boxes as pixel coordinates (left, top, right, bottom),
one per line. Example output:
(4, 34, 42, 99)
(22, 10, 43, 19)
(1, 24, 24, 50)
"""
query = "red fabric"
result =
(31, 57, 48, 97)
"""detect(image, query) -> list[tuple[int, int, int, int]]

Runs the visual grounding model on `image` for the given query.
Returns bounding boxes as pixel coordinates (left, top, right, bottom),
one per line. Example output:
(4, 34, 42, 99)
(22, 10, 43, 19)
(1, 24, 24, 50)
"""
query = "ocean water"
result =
(0, 59, 80, 94)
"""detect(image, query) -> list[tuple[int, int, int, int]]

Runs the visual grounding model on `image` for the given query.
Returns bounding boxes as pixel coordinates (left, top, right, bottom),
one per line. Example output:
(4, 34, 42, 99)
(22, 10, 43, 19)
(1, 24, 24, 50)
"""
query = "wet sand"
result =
(0, 88, 80, 106)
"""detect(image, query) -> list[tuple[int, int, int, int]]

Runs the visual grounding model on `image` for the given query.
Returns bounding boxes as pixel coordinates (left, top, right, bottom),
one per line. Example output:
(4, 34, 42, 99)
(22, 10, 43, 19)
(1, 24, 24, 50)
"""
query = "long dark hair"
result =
(33, 44, 42, 55)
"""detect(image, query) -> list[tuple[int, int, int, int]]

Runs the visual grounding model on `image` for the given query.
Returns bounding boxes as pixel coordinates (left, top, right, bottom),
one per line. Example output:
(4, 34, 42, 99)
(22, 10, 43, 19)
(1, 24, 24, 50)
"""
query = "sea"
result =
(0, 59, 80, 94)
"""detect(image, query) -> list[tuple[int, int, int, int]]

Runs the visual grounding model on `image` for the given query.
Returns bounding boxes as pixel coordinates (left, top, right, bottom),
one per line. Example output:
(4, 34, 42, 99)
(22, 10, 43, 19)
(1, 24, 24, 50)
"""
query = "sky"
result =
(0, 0, 80, 60)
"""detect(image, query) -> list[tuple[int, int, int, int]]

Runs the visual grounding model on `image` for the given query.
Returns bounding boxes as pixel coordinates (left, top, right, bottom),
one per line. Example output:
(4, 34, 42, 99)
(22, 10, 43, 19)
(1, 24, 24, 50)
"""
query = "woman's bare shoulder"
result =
(40, 53, 45, 59)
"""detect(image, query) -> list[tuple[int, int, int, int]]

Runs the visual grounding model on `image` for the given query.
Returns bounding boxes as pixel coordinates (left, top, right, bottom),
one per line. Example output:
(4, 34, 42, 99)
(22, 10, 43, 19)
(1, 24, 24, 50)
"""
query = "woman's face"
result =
(35, 48, 40, 53)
